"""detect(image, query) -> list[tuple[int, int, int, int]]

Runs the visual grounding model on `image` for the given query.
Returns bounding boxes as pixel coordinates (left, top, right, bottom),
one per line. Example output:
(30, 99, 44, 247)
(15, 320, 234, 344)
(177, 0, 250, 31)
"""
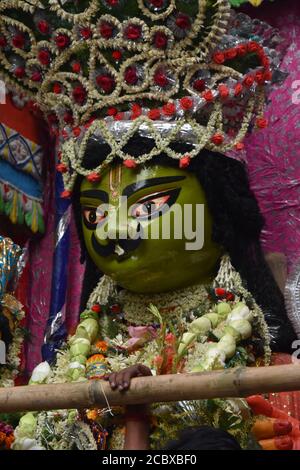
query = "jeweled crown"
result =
(0, 1, 286, 195)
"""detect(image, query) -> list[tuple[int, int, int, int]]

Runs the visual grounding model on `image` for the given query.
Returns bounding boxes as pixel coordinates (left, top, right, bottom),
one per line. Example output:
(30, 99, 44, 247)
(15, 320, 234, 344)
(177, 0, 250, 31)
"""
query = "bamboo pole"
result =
(0, 364, 300, 413)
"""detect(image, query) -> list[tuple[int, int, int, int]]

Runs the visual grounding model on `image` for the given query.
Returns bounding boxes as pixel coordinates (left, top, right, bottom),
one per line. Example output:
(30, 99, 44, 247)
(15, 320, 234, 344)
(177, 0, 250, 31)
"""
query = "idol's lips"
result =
(91, 233, 115, 257)
(91, 232, 142, 259)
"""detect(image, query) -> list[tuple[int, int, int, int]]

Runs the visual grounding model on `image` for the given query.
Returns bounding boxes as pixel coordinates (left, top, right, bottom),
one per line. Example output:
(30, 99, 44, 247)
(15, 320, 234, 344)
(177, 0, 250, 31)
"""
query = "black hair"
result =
(72, 135, 296, 353)
(0, 307, 13, 349)
(164, 425, 241, 450)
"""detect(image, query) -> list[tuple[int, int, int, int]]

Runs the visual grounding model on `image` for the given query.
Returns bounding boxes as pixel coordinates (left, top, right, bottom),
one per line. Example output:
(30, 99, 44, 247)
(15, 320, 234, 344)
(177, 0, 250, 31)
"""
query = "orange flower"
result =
(95, 340, 108, 352)
(86, 354, 105, 364)
(87, 409, 98, 421)
(0, 432, 6, 444)
(5, 434, 15, 449)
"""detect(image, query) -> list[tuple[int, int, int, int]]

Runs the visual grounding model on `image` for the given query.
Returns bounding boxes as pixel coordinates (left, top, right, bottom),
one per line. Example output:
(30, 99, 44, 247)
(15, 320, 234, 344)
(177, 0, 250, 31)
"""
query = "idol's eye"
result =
(130, 189, 180, 220)
(82, 207, 107, 229)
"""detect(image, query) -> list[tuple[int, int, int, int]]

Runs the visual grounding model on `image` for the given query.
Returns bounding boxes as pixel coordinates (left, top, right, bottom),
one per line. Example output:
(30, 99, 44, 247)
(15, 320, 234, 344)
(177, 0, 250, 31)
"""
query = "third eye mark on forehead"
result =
(81, 176, 186, 203)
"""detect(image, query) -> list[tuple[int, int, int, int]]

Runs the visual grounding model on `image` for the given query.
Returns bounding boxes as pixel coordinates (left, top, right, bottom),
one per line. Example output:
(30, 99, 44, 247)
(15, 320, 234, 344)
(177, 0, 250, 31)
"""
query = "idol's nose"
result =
(95, 208, 141, 242)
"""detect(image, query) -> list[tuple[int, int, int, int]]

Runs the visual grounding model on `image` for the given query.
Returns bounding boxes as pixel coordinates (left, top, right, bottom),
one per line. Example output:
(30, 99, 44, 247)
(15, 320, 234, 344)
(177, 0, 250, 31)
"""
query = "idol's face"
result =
(80, 163, 223, 293)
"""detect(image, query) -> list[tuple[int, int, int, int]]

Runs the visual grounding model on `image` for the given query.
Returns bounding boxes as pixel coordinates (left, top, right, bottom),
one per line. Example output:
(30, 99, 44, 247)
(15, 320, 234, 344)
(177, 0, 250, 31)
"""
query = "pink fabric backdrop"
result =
(245, 0, 300, 272)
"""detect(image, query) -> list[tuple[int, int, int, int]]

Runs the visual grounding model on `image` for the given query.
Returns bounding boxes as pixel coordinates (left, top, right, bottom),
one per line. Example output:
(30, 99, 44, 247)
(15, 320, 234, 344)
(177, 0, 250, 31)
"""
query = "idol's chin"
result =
(103, 266, 215, 294)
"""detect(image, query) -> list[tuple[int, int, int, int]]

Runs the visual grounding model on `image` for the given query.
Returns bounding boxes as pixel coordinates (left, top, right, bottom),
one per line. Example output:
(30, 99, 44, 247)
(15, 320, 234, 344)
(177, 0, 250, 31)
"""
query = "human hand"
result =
(103, 364, 152, 391)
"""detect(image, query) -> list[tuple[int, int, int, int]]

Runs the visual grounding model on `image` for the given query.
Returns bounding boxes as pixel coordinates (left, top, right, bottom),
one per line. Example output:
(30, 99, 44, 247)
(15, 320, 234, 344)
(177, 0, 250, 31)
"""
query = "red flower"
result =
(154, 69, 168, 88)
(38, 49, 51, 66)
(264, 70, 272, 82)
(262, 56, 270, 68)
(218, 84, 229, 99)
(203, 90, 214, 102)
(124, 25, 142, 40)
(193, 79, 206, 92)
(56, 163, 68, 173)
(211, 133, 224, 145)
(247, 41, 260, 53)
(215, 288, 226, 297)
(225, 48, 237, 60)
(213, 52, 225, 64)
(148, 108, 161, 120)
(226, 292, 235, 301)
(107, 0, 119, 5)
(112, 50, 122, 61)
(63, 112, 74, 125)
(87, 173, 101, 183)
(61, 129, 69, 139)
(73, 127, 81, 137)
(107, 107, 118, 116)
(96, 74, 115, 93)
(61, 190, 72, 199)
(53, 83, 62, 94)
(234, 83, 243, 97)
(149, 0, 164, 7)
(0, 36, 7, 48)
(114, 112, 124, 121)
(175, 13, 191, 30)
(14, 66, 25, 78)
(179, 155, 191, 169)
(256, 117, 268, 129)
(131, 103, 142, 119)
(180, 97, 193, 111)
(99, 22, 114, 39)
(55, 34, 70, 49)
(165, 333, 176, 345)
(124, 66, 138, 85)
(85, 117, 96, 129)
(243, 75, 255, 88)
(72, 85, 87, 104)
(162, 102, 176, 116)
(124, 159, 137, 169)
(12, 33, 25, 49)
(235, 142, 245, 151)
(72, 62, 81, 73)
(31, 71, 42, 82)
(236, 44, 247, 57)
(153, 32, 168, 49)
(80, 27, 92, 39)
(38, 20, 49, 35)
(91, 304, 101, 313)
(255, 70, 265, 85)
